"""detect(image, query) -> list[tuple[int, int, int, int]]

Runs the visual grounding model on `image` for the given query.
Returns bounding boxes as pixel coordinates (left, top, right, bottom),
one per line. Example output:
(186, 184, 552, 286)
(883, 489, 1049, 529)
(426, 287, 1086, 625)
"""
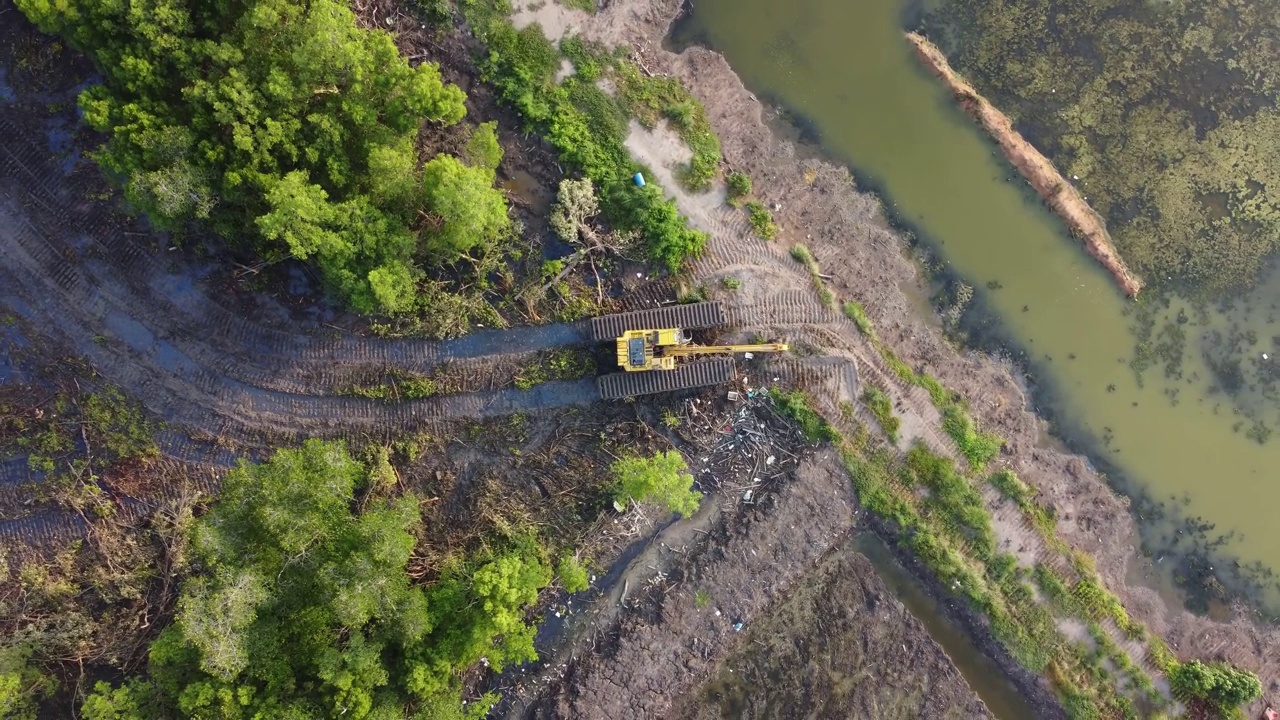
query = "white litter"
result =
(766, 455, 776, 465)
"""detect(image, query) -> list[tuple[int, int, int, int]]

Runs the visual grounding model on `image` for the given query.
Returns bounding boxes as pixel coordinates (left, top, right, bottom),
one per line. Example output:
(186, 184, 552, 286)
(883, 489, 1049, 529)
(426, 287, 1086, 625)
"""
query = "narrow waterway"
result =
(851, 532, 1038, 719)
(672, 0, 1280, 606)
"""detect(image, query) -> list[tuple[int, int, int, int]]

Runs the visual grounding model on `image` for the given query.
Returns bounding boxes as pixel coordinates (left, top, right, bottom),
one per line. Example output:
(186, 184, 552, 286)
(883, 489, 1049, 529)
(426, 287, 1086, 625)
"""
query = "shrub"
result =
(789, 244, 814, 265)
(557, 554, 590, 593)
(0, 646, 53, 720)
(725, 171, 752, 205)
(745, 200, 778, 240)
(611, 451, 702, 518)
(1168, 660, 1262, 711)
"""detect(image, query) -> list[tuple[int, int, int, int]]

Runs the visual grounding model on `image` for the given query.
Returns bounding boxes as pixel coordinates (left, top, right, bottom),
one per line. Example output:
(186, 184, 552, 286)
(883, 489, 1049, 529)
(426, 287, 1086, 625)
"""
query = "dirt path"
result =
(905, 32, 1143, 298)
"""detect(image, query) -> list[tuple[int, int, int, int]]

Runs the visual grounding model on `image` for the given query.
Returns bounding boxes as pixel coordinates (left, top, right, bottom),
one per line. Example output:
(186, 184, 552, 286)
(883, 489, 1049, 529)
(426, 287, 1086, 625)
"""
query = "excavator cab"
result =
(614, 326, 787, 373)
(617, 328, 691, 372)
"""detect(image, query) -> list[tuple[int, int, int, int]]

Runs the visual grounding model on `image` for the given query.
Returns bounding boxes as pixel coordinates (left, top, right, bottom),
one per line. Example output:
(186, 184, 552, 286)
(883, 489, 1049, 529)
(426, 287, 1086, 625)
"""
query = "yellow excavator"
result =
(592, 301, 788, 399)
(615, 328, 788, 372)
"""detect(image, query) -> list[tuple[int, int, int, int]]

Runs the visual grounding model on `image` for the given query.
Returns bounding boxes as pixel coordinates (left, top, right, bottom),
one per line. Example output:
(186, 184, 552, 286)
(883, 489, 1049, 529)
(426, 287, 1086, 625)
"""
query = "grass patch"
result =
(990, 469, 1061, 543)
(614, 62, 721, 192)
(904, 445, 996, 561)
(555, 0, 596, 11)
(514, 348, 597, 390)
(942, 404, 1003, 471)
(842, 300, 875, 338)
(768, 388, 839, 444)
(861, 387, 900, 443)
(791, 243, 835, 307)
(745, 200, 778, 240)
(344, 372, 439, 401)
(720, 277, 741, 290)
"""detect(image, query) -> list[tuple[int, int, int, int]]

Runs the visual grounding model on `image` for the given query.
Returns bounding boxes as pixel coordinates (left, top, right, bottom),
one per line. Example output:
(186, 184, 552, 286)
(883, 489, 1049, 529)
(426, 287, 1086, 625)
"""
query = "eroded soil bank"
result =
(904, 32, 1142, 298)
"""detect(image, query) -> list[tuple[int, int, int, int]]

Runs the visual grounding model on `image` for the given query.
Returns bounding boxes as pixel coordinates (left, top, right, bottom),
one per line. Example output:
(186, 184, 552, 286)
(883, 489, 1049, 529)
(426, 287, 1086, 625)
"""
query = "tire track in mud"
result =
(0, 118, 612, 447)
(0, 120, 593, 385)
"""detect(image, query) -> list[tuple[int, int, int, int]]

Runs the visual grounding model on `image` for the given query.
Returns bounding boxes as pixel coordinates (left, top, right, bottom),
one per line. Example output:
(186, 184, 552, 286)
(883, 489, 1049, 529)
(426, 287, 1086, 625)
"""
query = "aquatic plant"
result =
(928, 0, 1280, 295)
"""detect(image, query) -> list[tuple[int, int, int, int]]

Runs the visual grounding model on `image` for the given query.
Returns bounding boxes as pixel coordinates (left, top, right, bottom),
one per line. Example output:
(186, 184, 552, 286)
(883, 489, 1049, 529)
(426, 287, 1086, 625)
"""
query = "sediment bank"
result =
(904, 32, 1143, 298)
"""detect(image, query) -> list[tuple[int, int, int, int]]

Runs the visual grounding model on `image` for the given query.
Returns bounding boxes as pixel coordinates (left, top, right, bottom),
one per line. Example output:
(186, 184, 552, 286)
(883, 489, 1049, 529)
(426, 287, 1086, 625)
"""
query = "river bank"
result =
(560, 0, 1279, 709)
(904, 32, 1142, 298)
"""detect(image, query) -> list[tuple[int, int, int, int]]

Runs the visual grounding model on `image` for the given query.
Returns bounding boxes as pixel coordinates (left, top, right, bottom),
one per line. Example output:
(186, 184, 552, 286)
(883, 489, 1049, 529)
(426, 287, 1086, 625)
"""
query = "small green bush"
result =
(725, 171, 752, 205)
(942, 405, 1003, 470)
(745, 201, 778, 240)
(721, 277, 742, 290)
(557, 554, 590, 593)
(789, 244, 814, 265)
(611, 451, 702, 518)
(1168, 660, 1262, 711)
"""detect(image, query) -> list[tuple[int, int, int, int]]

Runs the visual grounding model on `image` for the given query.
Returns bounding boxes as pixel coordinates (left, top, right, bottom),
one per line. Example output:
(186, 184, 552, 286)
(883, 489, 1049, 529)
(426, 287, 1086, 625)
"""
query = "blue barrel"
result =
(633, 172, 646, 187)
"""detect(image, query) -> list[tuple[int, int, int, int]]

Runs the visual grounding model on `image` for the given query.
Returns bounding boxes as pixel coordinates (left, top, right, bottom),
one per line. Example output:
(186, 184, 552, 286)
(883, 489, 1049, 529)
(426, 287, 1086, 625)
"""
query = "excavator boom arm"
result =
(664, 343, 789, 357)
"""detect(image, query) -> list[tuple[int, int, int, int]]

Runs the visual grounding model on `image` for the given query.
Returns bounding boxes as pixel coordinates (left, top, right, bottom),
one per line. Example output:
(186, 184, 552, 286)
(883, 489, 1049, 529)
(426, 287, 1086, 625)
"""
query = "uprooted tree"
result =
(16, 0, 511, 315)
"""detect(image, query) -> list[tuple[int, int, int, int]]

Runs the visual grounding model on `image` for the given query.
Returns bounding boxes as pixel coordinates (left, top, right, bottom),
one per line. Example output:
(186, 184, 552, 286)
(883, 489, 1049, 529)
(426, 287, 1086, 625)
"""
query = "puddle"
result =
(502, 169, 554, 216)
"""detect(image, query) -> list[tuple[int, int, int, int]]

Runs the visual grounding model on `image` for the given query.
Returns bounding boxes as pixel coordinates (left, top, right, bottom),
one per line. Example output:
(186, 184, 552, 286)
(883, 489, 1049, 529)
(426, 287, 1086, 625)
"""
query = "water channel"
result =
(851, 532, 1037, 719)
(671, 0, 1280, 608)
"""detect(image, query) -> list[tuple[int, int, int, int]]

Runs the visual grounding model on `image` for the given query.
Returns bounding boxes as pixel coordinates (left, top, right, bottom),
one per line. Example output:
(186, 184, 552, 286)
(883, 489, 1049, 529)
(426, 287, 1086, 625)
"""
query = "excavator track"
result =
(589, 301, 726, 342)
(597, 358, 735, 400)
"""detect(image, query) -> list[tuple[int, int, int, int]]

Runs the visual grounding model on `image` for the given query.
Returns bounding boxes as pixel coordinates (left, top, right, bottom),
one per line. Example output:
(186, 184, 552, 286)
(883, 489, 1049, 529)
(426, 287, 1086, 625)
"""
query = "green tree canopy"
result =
(78, 440, 551, 719)
(15, 0, 509, 314)
(1169, 660, 1263, 710)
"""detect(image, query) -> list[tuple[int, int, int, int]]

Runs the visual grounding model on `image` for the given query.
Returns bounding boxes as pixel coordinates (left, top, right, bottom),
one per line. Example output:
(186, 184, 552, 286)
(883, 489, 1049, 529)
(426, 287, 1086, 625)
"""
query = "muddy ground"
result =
(672, 548, 991, 720)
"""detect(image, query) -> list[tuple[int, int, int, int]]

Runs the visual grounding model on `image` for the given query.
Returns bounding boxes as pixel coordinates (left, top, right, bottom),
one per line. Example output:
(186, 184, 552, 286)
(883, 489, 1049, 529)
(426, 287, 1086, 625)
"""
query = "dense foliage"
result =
(610, 450, 702, 518)
(928, 0, 1279, 293)
(464, 3, 708, 271)
(1168, 660, 1262, 711)
(16, 0, 510, 314)
(77, 440, 550, 719)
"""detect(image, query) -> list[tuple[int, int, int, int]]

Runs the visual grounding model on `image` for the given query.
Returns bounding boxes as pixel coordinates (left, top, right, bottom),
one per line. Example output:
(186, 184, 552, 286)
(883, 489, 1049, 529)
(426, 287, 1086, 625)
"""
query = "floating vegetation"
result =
(926, 0, 1280, 296)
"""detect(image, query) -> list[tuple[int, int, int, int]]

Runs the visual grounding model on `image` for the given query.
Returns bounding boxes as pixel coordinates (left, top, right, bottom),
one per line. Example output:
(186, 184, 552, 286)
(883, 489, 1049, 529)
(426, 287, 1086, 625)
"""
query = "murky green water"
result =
(673, 0, 1280, 604)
